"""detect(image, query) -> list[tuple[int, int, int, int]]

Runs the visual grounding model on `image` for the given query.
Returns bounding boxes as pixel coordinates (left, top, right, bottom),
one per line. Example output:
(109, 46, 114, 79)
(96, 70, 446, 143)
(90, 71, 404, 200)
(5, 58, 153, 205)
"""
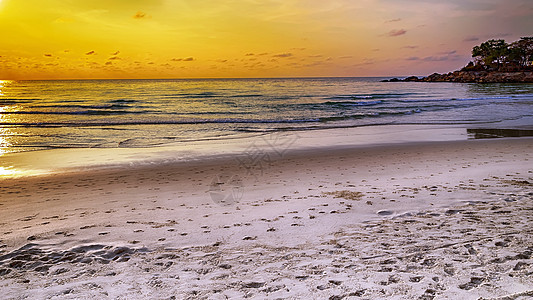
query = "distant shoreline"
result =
(382, 70, 533, 83)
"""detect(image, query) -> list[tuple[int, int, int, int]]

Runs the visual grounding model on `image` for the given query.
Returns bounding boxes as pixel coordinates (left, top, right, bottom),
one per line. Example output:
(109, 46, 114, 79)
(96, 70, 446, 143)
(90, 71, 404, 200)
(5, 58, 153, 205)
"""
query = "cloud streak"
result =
(463, 36, 479, 42)
(405, 50, 462, 62)
(172, 57, 195, 62)
(387, 29, 407, 37)
(272, 53, 293, 58)
(385, 18, 402, 23)
(133, 11, 148, 19)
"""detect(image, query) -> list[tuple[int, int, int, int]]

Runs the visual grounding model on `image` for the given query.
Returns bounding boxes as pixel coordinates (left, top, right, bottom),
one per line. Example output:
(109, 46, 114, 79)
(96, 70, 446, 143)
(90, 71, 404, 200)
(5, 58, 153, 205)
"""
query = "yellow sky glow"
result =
(0, 0, 531, 79)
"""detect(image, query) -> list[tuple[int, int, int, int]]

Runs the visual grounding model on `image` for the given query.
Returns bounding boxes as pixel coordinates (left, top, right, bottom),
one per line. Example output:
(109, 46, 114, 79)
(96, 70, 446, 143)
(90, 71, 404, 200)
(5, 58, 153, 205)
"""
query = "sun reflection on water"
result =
(0, 166, 20, 176)
(0, 80, 11, 96)
(0, 106, 13, 156)
(0, 80, 25, 178)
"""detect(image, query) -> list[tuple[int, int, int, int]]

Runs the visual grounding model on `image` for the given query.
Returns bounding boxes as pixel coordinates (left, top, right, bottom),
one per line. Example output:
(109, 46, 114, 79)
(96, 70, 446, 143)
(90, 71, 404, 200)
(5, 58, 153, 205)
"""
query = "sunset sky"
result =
(0, 0, 531, 79)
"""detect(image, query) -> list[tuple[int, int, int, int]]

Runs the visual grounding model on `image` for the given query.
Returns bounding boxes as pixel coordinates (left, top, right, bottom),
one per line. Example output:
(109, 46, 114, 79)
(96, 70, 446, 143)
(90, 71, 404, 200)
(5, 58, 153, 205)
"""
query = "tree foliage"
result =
(509, 37, 533, 67)
(469, 37, 533, 71)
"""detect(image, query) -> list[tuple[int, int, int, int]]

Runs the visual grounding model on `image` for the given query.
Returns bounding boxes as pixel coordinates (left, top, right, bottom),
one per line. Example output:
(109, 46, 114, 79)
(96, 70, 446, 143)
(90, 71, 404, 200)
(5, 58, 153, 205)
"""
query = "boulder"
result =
(383, 71, 533, 83)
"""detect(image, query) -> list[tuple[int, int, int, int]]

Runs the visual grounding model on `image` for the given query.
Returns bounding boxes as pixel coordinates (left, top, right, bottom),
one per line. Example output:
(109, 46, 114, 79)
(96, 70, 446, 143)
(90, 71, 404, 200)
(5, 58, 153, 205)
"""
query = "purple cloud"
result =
(385, 18, 402, 23)
(387, 29, 407, 37)
(463, 36, 479, 42)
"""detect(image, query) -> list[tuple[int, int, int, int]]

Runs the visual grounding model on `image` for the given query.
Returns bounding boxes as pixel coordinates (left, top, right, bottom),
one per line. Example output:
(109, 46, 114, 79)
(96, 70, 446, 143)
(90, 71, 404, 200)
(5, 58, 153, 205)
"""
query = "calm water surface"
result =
(0, 78, 532, 154)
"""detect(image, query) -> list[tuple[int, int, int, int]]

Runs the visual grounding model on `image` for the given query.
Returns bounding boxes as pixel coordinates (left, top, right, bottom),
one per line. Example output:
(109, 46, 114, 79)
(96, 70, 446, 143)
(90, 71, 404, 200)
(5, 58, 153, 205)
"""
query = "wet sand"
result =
(0, 137, 532, 299)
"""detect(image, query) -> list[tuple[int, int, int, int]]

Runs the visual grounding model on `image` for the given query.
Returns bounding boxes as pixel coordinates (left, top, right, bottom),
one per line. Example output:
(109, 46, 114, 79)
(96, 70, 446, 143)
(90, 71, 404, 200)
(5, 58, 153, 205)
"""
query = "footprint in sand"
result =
(377, 210, 394, 216)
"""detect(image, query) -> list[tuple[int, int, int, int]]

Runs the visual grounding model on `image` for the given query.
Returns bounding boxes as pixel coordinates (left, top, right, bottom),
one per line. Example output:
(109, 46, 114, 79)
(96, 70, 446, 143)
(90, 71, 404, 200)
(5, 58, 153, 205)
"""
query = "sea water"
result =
(0, 77, 532, 154)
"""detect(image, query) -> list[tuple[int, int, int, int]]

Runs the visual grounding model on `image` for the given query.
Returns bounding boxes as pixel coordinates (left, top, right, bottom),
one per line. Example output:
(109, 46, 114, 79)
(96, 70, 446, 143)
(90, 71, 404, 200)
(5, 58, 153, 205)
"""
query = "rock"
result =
(386, 78, 400, 82)
(382, 71, 533, 83)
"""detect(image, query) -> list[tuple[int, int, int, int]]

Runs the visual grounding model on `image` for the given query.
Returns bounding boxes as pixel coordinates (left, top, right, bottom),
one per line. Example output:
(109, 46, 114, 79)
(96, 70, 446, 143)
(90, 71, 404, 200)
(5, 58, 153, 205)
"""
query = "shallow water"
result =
(0, 78, 532, 154)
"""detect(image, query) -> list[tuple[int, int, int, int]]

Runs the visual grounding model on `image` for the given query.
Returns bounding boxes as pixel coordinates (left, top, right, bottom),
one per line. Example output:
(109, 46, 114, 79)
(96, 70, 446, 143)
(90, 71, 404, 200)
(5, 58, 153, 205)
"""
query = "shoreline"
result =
(2, 122, 533, 179)
(0, 135, 532, 298)
(382, 71, 533, 83)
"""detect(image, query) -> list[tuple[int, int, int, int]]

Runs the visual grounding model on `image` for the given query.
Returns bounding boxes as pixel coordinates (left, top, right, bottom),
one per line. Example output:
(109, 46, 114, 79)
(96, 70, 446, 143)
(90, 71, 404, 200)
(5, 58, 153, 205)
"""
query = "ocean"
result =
(0, 77, 532, 154)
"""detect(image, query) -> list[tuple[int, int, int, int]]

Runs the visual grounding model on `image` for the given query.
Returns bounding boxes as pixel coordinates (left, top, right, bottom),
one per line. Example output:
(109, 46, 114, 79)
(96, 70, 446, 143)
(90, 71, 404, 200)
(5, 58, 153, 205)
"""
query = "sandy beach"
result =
(0, 136, 532, 299)
(2, 0, 532, 298)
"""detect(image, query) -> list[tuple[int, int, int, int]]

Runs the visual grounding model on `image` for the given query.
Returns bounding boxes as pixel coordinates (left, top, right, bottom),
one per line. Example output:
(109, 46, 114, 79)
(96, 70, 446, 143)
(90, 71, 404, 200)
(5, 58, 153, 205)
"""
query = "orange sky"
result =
(0, 0, 531, 79)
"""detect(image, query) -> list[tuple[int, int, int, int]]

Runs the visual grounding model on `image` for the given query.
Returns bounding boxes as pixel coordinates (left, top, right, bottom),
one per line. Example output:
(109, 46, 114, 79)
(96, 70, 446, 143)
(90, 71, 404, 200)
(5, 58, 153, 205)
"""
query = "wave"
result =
(162, 92, 218, 99)
(0, 110, 149, 115)
(0, 98, 39, 104)
(395, 95, 516, 103)
(0, 110, 423, 127)
(31, 104, 134, 109)
(109, 99, 136, 103)
(0, 119, 319, 127)
(326, 93, 418, 100)
(323, 100, 383, 106)
(228, 94, 264, 98)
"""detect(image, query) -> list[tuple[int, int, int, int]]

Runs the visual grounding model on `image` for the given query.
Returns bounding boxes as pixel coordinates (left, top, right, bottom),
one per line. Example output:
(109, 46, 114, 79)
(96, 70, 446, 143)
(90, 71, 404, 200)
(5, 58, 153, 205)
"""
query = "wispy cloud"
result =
(407, 50, 462, 62)
(385, 18, 402, 23)
(352, 58, 378, 67)
(491, 33, 513, 38)
(440, 50, 457, 55)
(272, 53, 293, 58)
(422, 56, 451, 62)
(133, 11, 148, 19)
(387, 29, 407, 37)
(171, 57, 195, 62)
(463, 36, 479, 42)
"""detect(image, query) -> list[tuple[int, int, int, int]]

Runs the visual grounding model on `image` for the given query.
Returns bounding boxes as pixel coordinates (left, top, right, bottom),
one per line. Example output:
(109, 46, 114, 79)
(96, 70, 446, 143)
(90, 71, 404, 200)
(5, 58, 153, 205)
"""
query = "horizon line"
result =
(1, 75, 425, 81)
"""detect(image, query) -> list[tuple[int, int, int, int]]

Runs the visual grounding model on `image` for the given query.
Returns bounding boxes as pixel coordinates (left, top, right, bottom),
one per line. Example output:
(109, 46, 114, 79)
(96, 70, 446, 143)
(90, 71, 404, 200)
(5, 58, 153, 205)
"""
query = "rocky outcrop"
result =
(383, 71, 533, 83)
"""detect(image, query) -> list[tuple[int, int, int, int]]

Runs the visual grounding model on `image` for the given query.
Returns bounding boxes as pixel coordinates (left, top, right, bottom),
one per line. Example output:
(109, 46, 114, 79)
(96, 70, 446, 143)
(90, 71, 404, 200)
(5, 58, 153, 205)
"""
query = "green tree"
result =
(472, 39, 509, 70)
(508, 37, 533, 67)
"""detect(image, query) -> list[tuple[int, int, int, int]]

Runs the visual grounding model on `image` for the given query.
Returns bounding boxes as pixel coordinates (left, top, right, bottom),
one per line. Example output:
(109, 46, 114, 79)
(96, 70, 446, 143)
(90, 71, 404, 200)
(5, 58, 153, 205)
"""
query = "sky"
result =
(0, 0, 531, 79)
